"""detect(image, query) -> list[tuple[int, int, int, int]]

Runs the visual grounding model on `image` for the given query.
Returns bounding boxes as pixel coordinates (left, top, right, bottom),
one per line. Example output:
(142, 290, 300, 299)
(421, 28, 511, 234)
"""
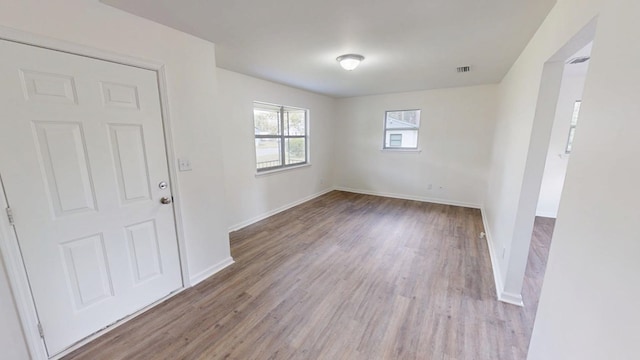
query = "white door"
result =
(0, 40, 182, 356)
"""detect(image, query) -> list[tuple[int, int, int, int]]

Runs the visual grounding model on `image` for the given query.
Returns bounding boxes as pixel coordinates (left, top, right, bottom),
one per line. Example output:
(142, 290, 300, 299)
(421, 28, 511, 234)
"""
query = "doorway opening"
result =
(521, 40, 594, 312)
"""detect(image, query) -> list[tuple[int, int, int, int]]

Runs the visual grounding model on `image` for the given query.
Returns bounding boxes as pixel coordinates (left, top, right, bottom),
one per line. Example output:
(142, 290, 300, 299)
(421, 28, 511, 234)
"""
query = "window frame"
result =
(253, 101, 309, 172)
(383, 109, 421, 150)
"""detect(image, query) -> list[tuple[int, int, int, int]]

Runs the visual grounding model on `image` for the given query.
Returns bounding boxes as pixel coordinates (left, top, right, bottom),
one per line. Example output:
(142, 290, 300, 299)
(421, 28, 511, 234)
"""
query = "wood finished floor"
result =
(64, 191, 553, 360)
(522, 216, 554, 324)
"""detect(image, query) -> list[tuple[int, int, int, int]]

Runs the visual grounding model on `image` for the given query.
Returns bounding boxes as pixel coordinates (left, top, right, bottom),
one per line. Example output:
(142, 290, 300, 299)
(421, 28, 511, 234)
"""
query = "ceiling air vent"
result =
(568, 56, 591, 65)
(457, 66, 471, 73)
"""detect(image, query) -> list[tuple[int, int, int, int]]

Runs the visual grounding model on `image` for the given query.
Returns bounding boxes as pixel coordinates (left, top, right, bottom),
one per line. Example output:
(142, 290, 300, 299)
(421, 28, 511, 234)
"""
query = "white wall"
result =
(334, 85, 498, 208)
(528, 0, 640, 357)
(0, 0, 231, 357)
(217, 69, 336, 230)
(536, 62, 588, 218)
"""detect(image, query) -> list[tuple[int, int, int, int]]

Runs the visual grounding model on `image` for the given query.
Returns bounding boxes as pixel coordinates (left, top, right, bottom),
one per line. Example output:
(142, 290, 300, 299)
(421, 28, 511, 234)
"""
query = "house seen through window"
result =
(254, 102, 308, 171)
(389, 134, 403, 147)
(384, 109, 421, 149)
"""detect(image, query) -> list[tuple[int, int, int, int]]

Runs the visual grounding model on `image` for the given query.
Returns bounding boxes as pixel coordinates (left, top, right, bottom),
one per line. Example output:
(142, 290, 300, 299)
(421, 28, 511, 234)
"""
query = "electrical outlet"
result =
(178, 158, 192, 172)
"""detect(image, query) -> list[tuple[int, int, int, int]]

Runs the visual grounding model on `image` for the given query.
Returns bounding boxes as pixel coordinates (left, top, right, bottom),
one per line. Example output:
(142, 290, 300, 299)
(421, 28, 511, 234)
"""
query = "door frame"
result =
(0, 26, 191, 359)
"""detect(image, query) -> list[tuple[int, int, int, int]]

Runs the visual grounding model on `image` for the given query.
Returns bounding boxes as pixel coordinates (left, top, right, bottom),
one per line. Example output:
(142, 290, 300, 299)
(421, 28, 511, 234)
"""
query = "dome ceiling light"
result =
(336, 54, 365, 71)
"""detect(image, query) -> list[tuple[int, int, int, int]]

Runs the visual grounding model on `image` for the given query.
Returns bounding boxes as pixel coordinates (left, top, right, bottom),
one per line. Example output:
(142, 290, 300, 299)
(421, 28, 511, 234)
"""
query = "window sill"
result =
(255, 163, 311, 177)
(380, 148, 422, 153)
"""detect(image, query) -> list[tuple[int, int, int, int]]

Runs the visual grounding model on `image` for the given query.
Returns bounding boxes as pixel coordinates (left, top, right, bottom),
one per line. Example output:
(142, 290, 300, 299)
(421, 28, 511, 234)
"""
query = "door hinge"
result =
(37, 323, 44, 338)
(6, 207, 14, 225)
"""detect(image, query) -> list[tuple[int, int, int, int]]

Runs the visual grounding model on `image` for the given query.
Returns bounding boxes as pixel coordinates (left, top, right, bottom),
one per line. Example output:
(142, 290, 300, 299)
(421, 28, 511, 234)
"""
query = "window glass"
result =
(566, 101, 581, 154)
(254, 102, 308, 171)
(255, 138, 282, 170)
(285, 138, 306, 165)
(284, 109, 306, 136)
(384, 110, 421, 149)
(254, 108, 280, 136)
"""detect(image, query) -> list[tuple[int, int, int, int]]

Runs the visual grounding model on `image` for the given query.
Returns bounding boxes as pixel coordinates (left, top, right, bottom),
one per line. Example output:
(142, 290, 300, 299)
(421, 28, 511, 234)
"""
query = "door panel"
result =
(125, 219, 163, 284)
(108, 124, 152, 204)
(0, 40, 182, 356)
(61, 233, 114, 309)
(100, 82, 140, 110)
(21, 70, 79, 104)
(33, 121, 98, 216)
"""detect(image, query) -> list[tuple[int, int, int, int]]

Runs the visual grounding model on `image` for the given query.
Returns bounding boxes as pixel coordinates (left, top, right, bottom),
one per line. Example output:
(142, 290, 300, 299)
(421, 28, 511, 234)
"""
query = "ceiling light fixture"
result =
(336, 54, 365, 71)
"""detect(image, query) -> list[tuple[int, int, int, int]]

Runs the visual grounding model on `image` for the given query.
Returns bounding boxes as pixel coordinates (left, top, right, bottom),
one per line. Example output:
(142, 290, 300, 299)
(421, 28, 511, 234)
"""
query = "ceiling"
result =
(101, 0, 557, 98)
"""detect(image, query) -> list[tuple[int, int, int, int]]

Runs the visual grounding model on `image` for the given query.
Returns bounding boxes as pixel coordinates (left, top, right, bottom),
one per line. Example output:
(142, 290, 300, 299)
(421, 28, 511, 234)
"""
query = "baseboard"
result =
(228, 187, 479, 233)
(334, 186, 482, 209)
(480, 207, 524, 307)
(189, 256, 235, 286)
(227, 187, 335, 232)
(499, 291, 524, 307)
(535, 210, 557, 218)
(480, 207, 506, 302)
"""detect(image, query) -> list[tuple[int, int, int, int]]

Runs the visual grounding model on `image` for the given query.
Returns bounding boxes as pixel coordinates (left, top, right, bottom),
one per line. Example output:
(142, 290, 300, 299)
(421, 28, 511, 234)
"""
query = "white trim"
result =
(228, 187, 335, 232)
(334, 186, 481, 209)
(0, 27, 192, 359)
(155, 67, 191, 287)
(188, 257, 235, 286)
(0, 25, 164, 71)
(499, 291, 525, 307)
(480, 207, 503, 300)
(535, 210, 557, 219)
(0, 178, 45, 359)
(480, 207, 525, 307)
(255, 163, 311, 177)
(50, 287, 187, 360)
(380, 148, 422, 153)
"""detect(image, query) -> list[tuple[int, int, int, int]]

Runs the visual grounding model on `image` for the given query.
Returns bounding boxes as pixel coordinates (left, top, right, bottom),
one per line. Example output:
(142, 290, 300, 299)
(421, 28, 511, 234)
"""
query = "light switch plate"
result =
(178, 158, 192, 172)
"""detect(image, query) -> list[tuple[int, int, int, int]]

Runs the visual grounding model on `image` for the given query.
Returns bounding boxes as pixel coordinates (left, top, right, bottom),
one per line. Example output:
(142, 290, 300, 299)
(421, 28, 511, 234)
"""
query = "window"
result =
(254, 102, 308, 172)
(384, 109, 421, 149)
(565, 100, 581, 154)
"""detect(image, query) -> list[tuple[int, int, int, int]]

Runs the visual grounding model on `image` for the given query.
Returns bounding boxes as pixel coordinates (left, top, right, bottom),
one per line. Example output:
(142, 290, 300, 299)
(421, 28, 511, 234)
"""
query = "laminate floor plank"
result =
(63, 191, 553, 360)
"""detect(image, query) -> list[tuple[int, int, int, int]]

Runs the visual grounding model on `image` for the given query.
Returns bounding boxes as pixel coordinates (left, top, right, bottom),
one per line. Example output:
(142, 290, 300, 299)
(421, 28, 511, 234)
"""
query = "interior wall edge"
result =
(188, 256, 235, 286)
(480, 207, 524, 307)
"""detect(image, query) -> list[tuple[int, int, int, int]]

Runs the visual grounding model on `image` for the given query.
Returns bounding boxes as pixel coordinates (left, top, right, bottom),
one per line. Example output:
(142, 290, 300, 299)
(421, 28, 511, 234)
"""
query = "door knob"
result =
(160, 197, 172, 205)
